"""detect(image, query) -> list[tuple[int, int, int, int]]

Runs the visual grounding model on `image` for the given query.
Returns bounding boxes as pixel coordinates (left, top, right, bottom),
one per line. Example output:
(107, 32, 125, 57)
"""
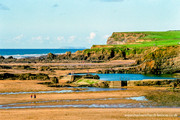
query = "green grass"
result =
(94, 31, 180, 48)
(77, 79, 99, 85)
(138, 31, 180, 40)
(121, 39, 180, 48)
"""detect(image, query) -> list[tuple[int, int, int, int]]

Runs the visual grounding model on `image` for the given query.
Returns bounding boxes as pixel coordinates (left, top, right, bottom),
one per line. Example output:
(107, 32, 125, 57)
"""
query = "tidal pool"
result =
(74, 73, 176, 81)
(125, 96, 148, 101)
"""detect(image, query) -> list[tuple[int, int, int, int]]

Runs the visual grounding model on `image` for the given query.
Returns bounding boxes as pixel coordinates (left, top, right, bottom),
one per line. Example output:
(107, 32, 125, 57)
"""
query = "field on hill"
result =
(93, 31, 180, 48)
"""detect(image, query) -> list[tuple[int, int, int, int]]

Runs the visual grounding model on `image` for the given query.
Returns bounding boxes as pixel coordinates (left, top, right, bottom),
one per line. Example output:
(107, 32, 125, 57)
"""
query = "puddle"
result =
(125, 96, 148, 101)
(0, 87, 126, 95)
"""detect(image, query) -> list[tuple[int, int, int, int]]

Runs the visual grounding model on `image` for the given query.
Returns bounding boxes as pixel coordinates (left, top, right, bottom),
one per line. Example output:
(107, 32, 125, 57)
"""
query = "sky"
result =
(0, 0, 180, 49)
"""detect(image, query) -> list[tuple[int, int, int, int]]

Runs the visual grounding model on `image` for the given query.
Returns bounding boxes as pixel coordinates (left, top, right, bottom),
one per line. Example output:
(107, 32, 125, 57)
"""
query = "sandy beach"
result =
(0, 61, 179, 120)
(1, 108, 179, 120)
(0, 79, 179, 120)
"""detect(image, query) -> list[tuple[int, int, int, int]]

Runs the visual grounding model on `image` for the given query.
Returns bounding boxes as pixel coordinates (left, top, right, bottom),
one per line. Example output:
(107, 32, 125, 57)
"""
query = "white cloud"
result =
(13, 34, 24, 40)
(68, 36, 76, 43)
(103, 34, 110, 39)
(12, 34, 24, 43)
(87, 32, 96, 44)
(88, 32, 96, 40)
(31, 36, 44, 43)
(57, 36, 64, 41)
(32, 36, 42, 40)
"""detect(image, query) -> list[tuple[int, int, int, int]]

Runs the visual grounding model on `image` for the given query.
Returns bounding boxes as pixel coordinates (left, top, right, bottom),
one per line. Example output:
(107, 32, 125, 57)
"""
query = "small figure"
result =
(87, 69, 89, 75)
(31, 95, 33, 98)
(34, 94, 36, 99)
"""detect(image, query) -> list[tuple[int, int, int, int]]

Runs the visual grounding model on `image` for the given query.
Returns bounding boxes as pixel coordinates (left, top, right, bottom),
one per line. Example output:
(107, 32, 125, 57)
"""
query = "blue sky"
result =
(0, 0, 180, 48)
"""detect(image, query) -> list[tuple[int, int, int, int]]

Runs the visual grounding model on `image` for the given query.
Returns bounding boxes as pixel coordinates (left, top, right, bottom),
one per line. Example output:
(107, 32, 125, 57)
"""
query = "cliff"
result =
(106, 31, 180, 46)
(107, 32, 147, 45)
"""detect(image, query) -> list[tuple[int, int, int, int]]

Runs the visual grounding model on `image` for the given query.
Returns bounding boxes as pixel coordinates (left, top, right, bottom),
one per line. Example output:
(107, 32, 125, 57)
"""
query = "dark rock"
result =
(0, 56, 5, 59)
(7, 56, 13, 59)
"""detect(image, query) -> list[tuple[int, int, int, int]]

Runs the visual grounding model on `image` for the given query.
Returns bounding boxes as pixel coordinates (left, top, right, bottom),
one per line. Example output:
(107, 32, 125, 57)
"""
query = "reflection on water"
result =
(0, 97, 147, 109)
(1, 96, 178, 109)
(74, 73, 176, 81)
(1, 103, 146, 109)
(125, 96, 148, 101)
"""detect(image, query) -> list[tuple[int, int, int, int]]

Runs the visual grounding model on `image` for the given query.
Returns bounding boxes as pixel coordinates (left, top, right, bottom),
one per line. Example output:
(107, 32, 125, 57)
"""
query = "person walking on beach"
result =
(34, 94, 36, 98)
(31, 95, 33, 98)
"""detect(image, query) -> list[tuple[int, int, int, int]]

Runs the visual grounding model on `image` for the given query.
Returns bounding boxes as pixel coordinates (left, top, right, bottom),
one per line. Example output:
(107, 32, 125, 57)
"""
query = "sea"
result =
(0, 49, 84, 59)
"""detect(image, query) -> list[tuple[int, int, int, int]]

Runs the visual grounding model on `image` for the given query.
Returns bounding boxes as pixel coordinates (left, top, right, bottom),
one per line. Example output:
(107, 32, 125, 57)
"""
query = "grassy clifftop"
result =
(83, 31, 180, 62)
(93, 31, 180, 48)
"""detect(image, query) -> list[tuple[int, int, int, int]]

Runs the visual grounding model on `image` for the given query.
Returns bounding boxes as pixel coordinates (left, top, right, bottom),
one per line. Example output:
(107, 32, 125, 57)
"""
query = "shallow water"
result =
(0, 97, 146, 109)
(125, 96, 148, 101)
(1, 96, 178, 109)
(0, 87, 126, 95)
(0, 103, 146, 109)
(6, 96, 146, 106)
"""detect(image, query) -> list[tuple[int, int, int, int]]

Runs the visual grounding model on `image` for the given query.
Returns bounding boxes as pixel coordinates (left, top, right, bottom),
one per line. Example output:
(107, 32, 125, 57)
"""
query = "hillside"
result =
(94, 31, 180, 48)
(88, 31, 180, 75)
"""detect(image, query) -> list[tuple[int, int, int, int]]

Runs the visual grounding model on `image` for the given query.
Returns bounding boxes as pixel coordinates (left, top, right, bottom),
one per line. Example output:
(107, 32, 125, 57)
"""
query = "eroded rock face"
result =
(97, 46, 180, 75)
(107, 32, 147, 45)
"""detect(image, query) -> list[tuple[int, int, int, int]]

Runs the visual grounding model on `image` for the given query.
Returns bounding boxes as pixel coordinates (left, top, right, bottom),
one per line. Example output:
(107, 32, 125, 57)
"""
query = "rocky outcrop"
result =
(107, 32, 147, 45)
(97, 46, 180, 75)
(127, 79, 180, 87)
(0, 73, 50, 80)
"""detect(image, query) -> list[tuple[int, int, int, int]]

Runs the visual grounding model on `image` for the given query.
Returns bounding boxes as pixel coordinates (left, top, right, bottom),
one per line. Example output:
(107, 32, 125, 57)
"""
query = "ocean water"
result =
(0, 49, 84, 59)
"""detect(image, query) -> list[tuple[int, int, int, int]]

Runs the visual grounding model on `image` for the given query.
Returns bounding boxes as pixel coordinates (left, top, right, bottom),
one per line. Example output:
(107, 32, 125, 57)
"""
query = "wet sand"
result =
(0, 108, 179, 120)
(0, 60, 136, 66)
(0, 70, 179, 119)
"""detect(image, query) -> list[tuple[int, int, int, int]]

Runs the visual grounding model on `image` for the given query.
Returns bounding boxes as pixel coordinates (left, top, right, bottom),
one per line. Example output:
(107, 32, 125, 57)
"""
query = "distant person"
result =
(34, 94, 36, 98)
(87, 70, 89, 75)
(31, 95, 33, 98)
